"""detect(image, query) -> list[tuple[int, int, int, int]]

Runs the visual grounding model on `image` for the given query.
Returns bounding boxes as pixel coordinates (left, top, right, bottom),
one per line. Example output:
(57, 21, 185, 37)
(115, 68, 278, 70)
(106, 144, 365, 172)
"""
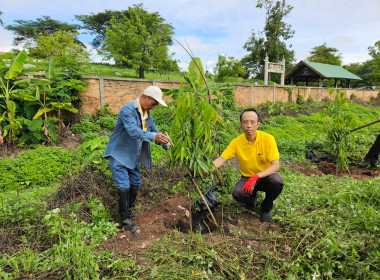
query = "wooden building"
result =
(285, 60, 361, 88)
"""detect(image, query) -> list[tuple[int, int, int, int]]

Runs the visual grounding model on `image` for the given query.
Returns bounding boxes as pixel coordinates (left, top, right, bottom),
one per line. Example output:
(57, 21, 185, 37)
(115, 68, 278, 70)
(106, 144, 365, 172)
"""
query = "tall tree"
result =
(0, 10, 3, 25)
(75, 10, 130, 49)
(5, 16, 81, 47)
(100, 4, 174, 78)
(307, 43, 342, 65)
(28, 31, 89, 63)
(214, 55, 246, 82)
(344, 41, 380, 88)
(241, 0, 295, 79)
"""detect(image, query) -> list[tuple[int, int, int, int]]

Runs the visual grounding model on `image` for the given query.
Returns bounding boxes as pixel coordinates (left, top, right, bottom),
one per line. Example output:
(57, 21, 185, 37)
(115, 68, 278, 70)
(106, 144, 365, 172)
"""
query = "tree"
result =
(28, 31, 90, 64)
(100, 4, 174, 78)
(344, 41, 380, 88)
(241, 0, 295, 79)
(5, 16, 81, 47)
(157, 54, 180, 80)
(75, 10, 131, 49)
(307, 43, 342, 65)
(214, 55, 246, 82)
(0, 10, 3, 25)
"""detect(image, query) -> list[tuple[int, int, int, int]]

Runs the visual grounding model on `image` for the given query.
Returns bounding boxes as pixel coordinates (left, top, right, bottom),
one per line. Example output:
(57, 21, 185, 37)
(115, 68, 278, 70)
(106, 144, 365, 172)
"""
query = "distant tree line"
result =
(1, 1, 379, 87)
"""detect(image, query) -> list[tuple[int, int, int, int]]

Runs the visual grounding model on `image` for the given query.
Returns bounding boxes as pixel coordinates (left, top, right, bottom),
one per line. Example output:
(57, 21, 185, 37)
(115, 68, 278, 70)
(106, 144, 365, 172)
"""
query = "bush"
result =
(0, 147, 74, 191)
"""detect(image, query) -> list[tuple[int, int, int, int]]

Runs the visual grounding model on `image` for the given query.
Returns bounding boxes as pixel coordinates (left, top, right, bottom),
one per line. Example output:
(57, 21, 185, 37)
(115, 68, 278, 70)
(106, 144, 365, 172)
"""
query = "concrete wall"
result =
(79, 76, 378, 114)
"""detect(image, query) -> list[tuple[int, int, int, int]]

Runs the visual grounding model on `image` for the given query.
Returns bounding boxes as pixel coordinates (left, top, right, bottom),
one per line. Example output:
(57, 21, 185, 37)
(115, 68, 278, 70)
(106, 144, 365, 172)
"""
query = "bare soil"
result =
(0, 129, 82, 158)
(285, 161, 380, 180)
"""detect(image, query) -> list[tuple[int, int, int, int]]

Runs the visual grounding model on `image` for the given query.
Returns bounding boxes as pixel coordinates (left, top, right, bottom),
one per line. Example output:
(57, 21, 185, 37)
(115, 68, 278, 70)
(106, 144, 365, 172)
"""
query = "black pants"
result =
(232, 173, 283, 212)
(364, 134, 380, 164)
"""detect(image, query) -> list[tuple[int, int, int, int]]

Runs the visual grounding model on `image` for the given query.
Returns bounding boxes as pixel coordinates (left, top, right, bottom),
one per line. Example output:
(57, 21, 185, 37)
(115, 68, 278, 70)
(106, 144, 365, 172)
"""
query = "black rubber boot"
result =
(260, 211, 272, 223)
(128, 186, 139, 218)
(117, 189, 139, 234)
(245, 191, 258, 211)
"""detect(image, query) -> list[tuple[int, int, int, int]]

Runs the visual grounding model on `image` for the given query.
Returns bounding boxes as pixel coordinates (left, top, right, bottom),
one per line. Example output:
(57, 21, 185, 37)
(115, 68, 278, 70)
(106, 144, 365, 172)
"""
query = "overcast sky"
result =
(0, 0, 379, 71)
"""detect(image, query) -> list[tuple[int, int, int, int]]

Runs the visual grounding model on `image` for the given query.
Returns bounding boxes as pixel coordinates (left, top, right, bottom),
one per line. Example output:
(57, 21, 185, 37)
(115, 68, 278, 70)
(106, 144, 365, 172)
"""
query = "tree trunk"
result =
(139, 66, 145, 79)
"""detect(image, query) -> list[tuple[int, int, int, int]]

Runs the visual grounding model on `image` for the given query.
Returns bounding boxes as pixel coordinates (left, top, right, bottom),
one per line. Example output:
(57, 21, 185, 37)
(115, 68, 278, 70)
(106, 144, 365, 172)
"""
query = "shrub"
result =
(0, 147, 73, 191)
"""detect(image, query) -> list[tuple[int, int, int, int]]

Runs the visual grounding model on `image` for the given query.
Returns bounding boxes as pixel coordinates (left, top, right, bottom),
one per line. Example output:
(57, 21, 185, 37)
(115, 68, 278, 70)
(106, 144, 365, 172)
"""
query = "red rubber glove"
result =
(242, 174, 260, 194)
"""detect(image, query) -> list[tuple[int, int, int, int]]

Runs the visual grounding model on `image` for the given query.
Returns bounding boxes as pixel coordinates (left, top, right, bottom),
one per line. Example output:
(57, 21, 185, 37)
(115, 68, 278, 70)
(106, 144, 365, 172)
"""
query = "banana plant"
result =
(13, 58, 78, 141)
(0, 50, 27, 144)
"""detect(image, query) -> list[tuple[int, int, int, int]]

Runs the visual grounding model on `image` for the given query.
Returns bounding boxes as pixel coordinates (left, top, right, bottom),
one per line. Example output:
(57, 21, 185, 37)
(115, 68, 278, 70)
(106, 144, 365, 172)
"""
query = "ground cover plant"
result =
(0, 93, 379, 279)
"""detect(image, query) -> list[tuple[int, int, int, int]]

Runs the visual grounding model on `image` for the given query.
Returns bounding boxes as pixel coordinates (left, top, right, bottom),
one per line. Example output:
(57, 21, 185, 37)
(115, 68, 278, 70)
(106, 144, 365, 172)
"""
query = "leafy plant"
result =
(165, 57, 228, 177)
(13, 58, 79, 142)
(0, 50, 27, 144)
(321, 89, 356, 173)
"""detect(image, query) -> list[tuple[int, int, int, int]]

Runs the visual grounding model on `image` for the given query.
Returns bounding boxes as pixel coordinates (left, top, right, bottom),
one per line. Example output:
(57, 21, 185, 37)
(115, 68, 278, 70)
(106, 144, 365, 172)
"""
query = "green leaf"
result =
(188, 57, 205, 90)
(4, 50, 27, 80)
(50, 102, 78, 113)
(12, 92, 39, 101)
(45, 57, 56, 79)
(33, 107, 53, 120)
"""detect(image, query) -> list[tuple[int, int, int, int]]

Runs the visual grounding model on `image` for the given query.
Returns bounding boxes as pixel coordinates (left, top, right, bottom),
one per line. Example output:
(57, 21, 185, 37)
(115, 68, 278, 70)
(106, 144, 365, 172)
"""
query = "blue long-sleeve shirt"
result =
(104, 98, 168, 169)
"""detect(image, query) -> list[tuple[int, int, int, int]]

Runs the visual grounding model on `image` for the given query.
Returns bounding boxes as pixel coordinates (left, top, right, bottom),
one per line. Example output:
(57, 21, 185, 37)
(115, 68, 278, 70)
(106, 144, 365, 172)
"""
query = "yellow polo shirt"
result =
(221, 131, 279, 177)
(137, 99, 148, 131)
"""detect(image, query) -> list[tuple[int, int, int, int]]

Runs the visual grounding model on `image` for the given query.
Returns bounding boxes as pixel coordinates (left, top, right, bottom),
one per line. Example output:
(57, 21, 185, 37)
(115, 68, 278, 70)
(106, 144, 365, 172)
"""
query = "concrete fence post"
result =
(273, 86, 276, 102)
(99, 78, 105, 109)
(250, 85, 254, 106)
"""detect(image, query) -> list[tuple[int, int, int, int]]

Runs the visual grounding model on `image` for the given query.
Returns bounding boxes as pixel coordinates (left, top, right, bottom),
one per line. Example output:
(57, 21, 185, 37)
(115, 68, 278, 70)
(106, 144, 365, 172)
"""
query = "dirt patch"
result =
(0, 129, 82, 158)
(100, 196, 192, 255)
(100, 195, 283, 257)
(285, 161, 380, 179)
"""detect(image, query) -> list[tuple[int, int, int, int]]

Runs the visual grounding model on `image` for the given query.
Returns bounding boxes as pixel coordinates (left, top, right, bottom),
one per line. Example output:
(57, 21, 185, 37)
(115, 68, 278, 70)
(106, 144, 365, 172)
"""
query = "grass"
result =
(19, 57, 186, 81)
(0, 100, 379, 279)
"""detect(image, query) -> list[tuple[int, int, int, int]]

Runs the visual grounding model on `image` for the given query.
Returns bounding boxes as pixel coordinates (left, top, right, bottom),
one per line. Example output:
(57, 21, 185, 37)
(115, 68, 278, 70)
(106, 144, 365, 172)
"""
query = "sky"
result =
(0, 0, 379, 72)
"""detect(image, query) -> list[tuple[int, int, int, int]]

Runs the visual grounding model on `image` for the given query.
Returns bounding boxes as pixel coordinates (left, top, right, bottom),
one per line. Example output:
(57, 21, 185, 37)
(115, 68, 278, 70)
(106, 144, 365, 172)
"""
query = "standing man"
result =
(212, 108, 283, 222)
(104, 86, 170, 233)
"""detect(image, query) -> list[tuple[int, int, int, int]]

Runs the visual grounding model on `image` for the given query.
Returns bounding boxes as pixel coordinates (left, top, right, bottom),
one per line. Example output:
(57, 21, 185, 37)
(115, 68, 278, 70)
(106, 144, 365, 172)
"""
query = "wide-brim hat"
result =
(143, 86, 167, 107)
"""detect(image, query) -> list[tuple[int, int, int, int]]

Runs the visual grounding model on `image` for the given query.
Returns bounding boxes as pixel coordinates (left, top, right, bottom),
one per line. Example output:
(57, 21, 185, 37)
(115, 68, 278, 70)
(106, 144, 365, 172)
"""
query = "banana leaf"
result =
(4, 50, 27, 80)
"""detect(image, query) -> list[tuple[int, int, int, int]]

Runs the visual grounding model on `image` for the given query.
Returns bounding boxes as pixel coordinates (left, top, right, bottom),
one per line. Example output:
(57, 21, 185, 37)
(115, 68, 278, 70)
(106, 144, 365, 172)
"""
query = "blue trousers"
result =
(109, 157, 141, 190)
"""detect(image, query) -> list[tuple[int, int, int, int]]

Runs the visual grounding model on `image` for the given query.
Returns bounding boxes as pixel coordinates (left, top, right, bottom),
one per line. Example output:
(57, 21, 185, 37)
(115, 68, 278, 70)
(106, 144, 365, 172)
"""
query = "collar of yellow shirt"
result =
(137, 98, 148, 131)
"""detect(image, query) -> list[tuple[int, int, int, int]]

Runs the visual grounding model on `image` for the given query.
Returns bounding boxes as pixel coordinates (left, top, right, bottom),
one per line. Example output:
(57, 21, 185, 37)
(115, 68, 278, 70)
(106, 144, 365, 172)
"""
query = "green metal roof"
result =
(303, 60, 362, 80)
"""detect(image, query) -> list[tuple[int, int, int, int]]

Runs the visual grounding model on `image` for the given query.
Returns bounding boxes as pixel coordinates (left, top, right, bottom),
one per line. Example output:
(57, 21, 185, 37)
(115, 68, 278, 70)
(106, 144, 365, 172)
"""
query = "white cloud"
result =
(0, 29, 14, 52)
(1, 0, 378, 68)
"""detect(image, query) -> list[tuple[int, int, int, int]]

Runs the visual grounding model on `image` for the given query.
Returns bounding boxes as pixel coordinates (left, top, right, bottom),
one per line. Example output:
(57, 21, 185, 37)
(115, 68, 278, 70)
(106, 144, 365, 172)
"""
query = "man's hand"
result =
(242, 174, 260, 194)
(155, 133, 169, 144)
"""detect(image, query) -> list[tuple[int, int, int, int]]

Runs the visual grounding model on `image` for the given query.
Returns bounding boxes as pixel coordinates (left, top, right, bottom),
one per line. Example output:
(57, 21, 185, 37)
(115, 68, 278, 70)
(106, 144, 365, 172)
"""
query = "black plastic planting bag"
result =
(198, 184, 220, 210)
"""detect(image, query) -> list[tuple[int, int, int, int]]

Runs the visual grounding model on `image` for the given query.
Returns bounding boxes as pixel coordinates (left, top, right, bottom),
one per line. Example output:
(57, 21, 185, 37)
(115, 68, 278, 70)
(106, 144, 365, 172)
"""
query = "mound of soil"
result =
(100, 195, 281, 257)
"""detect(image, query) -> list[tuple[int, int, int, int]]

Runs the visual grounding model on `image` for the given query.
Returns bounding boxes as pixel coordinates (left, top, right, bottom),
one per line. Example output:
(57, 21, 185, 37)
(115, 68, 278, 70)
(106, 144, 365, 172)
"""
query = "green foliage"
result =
(75, 10, 131, 49)
(0, 147, 73, 191)
(0, 50, 28, 143)
(265, 101, 298, 116)
(166, 58, 231, 177)
(214, 55, 246, 82)
(71, 115, 101, 134)
(100, 4, 174, 78)
(5, 15, 81, 47)
(28, 31, 90, 69)
(148, 230, 264, 279)
(0, 198, 131, 280)
(321, 89, 357, 172)
(307, 43, 342, 65)
(242, 0, 295, 79)
(11, 58, 81, 143)
(276, 170, 380, 279)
